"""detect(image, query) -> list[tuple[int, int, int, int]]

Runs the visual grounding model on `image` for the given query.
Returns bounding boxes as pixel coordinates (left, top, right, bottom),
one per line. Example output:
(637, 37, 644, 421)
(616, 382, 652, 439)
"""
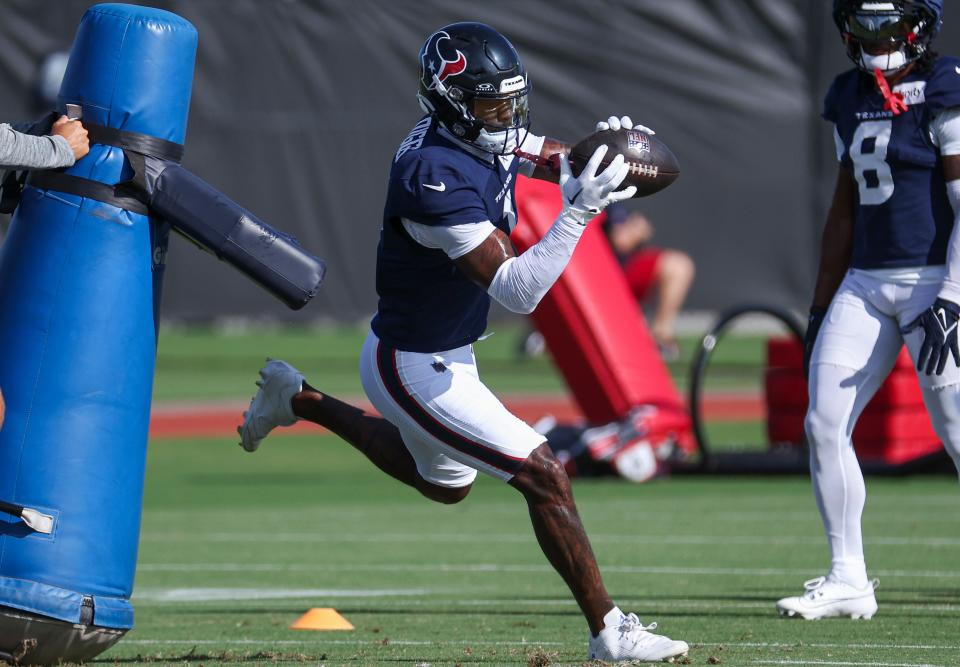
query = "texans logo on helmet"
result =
(421, 30, 467, 90)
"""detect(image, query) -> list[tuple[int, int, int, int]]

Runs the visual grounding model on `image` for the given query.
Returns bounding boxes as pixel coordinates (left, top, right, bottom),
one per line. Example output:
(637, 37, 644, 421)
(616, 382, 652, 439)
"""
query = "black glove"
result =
(803, 306, 827, 380)
(903, 297, 960, 376)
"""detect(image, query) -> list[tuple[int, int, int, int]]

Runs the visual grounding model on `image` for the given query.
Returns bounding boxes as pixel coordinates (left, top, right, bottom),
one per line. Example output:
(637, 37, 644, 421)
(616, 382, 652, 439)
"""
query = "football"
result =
(568, 128, 680, 198)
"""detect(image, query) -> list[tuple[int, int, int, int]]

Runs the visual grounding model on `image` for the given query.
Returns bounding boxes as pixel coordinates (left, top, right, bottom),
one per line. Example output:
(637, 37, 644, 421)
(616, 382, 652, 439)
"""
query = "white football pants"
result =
(359, 330, 545, 487)
(807, 268, 960, 584)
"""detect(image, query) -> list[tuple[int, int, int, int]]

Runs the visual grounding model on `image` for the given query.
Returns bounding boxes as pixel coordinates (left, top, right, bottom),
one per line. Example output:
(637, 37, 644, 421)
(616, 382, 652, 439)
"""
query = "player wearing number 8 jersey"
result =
(776, 0, 960, 620)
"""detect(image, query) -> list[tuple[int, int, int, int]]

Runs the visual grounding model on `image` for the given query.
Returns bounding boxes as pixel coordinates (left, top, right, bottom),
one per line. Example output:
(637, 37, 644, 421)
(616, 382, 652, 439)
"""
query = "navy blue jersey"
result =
(824, 56, 960, 269)
(371, 117, 519, 352)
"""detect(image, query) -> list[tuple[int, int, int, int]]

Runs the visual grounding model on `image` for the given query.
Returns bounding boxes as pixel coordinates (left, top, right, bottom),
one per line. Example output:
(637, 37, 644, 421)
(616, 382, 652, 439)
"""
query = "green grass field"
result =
(151, 323, 774, 401)
(92, 326, 960, 666)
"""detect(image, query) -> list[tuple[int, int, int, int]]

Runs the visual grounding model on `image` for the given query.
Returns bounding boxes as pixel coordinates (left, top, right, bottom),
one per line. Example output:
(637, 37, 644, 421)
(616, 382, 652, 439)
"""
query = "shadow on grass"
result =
(93, 650, 322, 664)
(94, 647, 554, 664)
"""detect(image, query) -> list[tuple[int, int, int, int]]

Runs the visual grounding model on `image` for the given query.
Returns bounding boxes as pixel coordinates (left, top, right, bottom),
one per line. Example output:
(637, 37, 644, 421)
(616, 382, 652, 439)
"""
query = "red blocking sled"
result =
(512, 176, 695, 455)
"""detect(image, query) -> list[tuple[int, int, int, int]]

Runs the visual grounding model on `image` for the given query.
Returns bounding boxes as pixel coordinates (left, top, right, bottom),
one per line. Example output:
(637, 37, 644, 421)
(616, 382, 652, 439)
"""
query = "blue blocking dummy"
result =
(0, 3, 326, 663)
(0, 4, 325, 663)
(0, 6, 195, 660)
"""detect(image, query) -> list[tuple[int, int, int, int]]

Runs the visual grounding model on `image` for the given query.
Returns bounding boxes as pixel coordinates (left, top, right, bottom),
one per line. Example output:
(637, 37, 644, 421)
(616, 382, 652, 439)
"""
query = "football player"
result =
(777, 0, 960, 620)
(238, 22, 688, 663)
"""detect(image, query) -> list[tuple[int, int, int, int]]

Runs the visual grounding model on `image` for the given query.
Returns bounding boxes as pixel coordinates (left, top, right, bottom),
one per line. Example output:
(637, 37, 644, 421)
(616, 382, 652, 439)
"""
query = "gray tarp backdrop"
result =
(1, 1, 958, 323)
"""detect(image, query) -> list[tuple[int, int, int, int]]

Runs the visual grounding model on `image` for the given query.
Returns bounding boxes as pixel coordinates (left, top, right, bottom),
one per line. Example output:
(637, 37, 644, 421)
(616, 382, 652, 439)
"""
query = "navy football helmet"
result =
(833, 1, 943, 72)
(417, 22, 530, 154)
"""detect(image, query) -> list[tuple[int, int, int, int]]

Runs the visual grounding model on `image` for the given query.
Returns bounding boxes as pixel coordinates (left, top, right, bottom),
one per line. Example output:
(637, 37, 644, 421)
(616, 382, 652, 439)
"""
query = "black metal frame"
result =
(677, 303, 810, 475)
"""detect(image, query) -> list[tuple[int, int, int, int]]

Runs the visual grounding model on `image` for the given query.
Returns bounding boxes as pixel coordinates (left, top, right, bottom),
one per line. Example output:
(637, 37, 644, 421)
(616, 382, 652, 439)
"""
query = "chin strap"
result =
(874, 68, 909, 116)
(513, 148, 561, 173)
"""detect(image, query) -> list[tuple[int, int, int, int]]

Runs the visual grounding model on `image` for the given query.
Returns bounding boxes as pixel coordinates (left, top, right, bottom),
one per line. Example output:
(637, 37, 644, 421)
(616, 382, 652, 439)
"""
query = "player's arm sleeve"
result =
(0, 123, 74, 170)
(517, 131, 546, 177)
(402, 218, 497, 258)
(486, 208, 586, 314)
(934, 108, 960, 302)
(931, 108, 960, 155)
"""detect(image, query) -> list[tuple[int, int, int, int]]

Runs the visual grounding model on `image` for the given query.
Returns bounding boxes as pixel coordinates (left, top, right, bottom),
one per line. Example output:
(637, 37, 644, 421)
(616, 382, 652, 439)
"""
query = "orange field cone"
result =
(289, 607, 354, 631)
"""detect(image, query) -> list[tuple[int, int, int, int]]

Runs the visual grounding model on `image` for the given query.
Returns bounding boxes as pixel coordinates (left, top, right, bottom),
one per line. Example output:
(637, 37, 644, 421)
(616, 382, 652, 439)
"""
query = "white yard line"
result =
(129, 590, 960, 613)
(135, 561, 960, 579)
(134, 587, 430, 602)
(395, 598, 960, 613)
(143, 509, 960, 523)
(139, 532, 960, 547)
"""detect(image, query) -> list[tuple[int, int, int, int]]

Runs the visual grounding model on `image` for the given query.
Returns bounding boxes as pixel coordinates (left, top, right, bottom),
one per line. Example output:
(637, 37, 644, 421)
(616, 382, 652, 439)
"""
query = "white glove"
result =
(558, 144, 637, 223)
(595, 115, 655, 135)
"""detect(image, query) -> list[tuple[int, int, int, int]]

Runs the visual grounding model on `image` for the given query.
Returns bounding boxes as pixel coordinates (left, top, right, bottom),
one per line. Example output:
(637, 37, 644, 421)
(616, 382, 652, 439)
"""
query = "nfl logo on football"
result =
(627, 130, 650, 154)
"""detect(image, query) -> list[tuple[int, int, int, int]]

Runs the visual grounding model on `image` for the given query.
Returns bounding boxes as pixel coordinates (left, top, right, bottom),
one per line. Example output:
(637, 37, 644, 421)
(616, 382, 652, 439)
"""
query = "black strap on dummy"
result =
(24, 121, 184, 215)
(26, 171, 149, 215)
(84, 122, 184, 162)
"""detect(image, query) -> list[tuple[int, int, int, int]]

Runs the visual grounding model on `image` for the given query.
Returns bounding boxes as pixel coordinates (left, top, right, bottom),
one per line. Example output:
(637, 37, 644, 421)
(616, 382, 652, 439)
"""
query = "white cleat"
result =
(588, 612, 689, 663)
(238, 359, 304, 452)
(776, 576, 879, 620)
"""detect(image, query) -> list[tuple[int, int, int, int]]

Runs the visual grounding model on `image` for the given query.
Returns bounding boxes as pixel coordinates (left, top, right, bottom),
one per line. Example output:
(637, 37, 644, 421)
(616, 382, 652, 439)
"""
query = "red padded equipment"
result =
(512, 177, 693, 452)
(765, 338, 942, 464)
(767, 368, 926, 409)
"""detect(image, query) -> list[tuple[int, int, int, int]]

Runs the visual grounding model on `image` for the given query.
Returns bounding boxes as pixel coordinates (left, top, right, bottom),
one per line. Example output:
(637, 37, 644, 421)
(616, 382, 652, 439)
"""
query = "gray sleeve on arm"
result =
(0, 123, 75, 170)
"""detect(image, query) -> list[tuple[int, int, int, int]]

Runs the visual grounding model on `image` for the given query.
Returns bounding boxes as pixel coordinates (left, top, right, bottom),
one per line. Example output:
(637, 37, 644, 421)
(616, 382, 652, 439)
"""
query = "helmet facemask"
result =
(836, 2, 938, 73)
(457, 82, 530, 155)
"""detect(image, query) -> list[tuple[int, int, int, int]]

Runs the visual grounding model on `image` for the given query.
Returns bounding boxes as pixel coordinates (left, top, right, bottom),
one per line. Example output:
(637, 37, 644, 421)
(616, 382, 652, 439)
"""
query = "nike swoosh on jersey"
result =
(422, 182, 446, 192)
(956, 65, 960, 76)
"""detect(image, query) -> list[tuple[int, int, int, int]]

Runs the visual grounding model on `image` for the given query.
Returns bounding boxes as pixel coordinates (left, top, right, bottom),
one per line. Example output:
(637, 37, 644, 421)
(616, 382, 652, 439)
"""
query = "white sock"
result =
(599, 606, 624, 634)
(829, 557, 869, 589)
